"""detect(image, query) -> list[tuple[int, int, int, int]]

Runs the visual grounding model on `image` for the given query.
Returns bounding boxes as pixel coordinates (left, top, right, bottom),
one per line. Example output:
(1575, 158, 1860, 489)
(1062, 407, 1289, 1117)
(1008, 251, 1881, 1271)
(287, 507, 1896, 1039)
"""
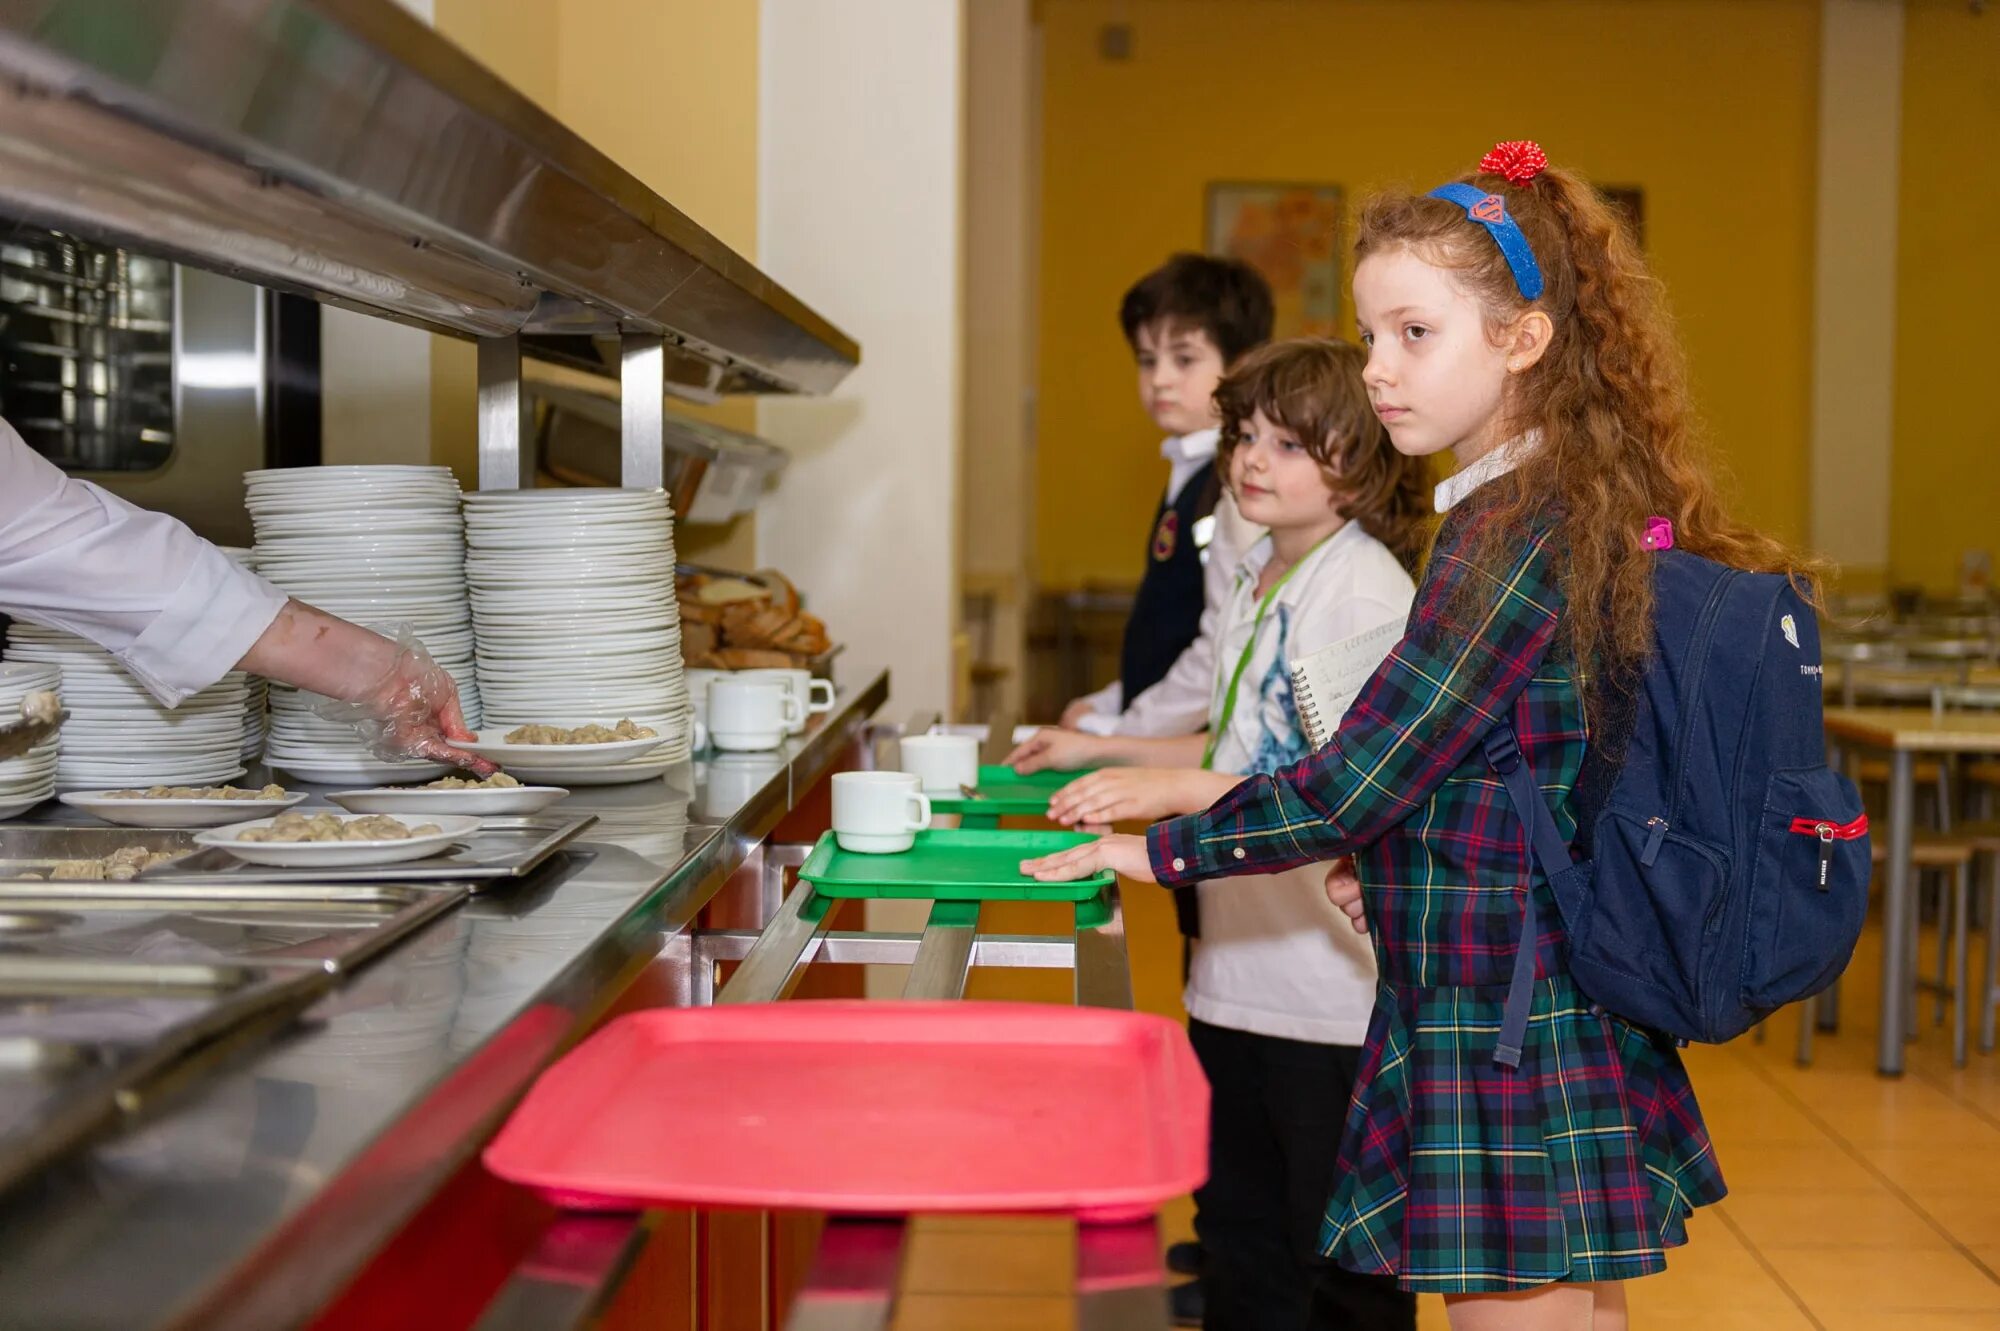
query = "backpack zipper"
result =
(1789, 813, 1869, 891)
(1641, 816, 1669, 864)
(1639, 567, 1740, 867)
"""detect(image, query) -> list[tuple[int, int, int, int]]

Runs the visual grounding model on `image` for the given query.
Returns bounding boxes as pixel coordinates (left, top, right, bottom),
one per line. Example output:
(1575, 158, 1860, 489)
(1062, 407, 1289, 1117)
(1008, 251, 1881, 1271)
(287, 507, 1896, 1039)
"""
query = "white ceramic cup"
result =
(736, 668, 835, 736)
(708, 677, 801, 752)
(684, 669, 726, 731)
(898, 733, 979, 794)
(831, 770, 932, 854)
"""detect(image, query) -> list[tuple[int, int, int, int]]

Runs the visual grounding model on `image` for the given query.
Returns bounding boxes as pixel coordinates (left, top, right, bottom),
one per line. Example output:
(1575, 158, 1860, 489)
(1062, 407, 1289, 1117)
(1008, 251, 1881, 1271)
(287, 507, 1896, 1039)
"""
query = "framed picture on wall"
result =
(1205, 182, 1344, 337)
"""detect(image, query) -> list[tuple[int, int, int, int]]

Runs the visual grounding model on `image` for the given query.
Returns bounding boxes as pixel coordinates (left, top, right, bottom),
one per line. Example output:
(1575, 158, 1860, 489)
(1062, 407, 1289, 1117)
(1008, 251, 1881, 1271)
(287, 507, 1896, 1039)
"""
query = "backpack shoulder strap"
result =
(1482, 724, 1576, 1068)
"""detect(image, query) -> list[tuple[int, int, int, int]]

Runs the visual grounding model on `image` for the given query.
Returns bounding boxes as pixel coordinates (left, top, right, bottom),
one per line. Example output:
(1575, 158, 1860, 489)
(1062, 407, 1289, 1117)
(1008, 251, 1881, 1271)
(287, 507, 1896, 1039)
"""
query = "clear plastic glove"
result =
(311, 625, 495, 775)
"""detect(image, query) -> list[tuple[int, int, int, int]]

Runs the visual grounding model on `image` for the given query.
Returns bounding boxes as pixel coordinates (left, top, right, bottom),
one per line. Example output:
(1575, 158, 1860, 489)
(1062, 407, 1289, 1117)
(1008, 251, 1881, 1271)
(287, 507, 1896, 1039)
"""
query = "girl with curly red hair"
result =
(1027, 142, 1820, 1328)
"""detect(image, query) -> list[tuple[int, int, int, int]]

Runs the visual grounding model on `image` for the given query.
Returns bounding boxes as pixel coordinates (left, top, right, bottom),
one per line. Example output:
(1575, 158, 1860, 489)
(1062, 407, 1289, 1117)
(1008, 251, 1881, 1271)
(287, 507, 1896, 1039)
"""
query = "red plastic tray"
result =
(483, 1001, 1208, 1221)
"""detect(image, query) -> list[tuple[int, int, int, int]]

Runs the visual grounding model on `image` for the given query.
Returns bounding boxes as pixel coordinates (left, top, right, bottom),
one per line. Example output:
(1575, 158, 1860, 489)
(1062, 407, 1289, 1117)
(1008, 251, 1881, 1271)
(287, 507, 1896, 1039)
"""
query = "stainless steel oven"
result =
(0, 222, 317, 547)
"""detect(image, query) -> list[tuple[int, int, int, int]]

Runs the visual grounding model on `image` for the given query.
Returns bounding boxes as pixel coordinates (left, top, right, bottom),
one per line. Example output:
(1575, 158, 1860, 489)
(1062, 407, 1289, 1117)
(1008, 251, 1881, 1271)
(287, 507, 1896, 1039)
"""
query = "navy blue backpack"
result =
(1485, 547, 1872, 1066)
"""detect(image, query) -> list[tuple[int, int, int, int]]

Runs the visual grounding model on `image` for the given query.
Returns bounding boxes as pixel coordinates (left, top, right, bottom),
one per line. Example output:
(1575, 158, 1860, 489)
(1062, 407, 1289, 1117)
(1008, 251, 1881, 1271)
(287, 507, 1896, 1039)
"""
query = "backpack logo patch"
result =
(1780, 613, 1799, 649)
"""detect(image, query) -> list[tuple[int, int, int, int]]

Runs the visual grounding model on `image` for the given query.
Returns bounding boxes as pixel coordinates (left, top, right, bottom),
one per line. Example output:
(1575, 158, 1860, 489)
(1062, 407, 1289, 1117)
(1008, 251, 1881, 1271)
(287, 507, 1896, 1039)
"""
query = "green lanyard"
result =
(1201, 536, 1329, 769)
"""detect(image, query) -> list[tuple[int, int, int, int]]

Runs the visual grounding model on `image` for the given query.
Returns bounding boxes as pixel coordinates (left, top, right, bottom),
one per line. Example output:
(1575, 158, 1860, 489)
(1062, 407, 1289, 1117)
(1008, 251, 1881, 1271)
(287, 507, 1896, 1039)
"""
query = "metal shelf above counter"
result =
(0, 0, 859, 399)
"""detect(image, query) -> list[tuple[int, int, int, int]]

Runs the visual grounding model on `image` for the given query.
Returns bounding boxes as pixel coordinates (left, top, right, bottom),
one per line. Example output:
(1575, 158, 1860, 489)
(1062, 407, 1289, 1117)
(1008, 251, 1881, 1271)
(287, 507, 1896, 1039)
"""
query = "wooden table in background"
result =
(1822, 706, 2000, 1075)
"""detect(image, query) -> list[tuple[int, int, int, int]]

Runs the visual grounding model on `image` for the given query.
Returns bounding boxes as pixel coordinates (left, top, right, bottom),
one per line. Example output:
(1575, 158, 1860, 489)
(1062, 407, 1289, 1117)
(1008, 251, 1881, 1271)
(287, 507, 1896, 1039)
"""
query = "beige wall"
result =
(320, 0, 444, 466)
(429, 0, 762, 568)
(756, 0, 964, 719)
(1892, 0, 2000, 595)
(1808, 0, 1902, 595)
(960, 0, 1037, 718)
(1034, 0, 1822, 590)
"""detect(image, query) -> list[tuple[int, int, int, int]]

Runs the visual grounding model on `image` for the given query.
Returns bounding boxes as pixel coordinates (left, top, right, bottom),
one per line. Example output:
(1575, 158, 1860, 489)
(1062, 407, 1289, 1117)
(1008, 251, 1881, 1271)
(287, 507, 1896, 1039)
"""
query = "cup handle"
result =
(808, 679, 836, 713)
(780, 693, 805, 727)
(907, 791, 933, 829)
(692, 718, 709, 751)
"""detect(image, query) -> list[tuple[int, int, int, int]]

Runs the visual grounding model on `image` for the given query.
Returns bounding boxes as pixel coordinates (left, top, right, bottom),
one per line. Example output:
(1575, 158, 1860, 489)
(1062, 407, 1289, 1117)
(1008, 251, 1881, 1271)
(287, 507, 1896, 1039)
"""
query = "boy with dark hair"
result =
(1060, 253, 1276, 739)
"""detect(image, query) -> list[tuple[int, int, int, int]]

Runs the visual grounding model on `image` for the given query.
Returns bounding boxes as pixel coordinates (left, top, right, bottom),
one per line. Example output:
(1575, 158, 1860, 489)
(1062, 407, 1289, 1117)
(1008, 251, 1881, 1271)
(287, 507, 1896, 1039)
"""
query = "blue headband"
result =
(1428, 182, 1545, 301)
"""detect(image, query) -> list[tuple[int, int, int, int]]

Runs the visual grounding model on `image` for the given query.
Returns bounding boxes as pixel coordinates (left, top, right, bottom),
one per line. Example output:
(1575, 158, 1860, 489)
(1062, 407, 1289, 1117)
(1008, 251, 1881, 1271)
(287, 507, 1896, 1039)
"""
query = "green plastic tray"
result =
(796, 828, 1112, 901)
(927, 765, 1091, 817)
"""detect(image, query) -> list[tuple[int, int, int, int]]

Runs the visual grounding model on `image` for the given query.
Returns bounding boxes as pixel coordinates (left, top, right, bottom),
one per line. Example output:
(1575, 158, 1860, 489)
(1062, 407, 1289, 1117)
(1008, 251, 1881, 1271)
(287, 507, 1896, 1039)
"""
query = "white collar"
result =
(1434, 433, 1538, 512)
(1234, 521, 1358, 593)
(1160, 427, 1220, 464)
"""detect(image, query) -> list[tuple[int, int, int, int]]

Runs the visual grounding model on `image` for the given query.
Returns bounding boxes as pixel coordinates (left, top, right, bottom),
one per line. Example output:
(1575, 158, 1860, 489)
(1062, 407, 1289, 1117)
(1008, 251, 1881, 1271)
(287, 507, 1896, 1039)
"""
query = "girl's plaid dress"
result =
(1149, 487, 1727, 1293)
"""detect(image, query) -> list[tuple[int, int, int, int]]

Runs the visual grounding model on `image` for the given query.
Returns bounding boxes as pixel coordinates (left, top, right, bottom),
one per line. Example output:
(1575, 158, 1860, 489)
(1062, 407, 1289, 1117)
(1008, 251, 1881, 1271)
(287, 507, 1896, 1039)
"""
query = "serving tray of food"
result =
(133, 814, 598, 887)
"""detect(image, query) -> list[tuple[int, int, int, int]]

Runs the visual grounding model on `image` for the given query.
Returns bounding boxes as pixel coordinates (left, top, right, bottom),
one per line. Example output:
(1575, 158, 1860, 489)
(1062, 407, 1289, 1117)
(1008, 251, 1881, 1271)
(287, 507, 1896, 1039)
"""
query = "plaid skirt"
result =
(1318, 969, 1727, 1292)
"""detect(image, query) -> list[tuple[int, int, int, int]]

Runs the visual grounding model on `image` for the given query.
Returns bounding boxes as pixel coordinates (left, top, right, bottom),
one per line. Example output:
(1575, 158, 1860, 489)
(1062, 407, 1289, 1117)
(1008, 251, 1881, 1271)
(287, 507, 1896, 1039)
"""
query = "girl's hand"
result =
(1003, 726, 1106, 775)
(1019, 833, 1156, 884)
(1048, 768, 1204, 828)
(1323, 856, 1367, 934)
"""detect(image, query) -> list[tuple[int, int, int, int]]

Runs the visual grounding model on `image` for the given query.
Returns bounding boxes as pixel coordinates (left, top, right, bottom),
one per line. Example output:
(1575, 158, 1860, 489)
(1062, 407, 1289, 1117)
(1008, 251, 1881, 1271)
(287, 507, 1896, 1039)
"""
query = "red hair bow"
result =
(1480, 140, 1548, 185)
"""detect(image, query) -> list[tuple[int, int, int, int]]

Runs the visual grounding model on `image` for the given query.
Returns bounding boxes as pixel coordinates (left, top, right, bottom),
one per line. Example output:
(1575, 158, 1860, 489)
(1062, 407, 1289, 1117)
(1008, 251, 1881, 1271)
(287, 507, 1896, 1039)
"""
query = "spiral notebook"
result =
(1289, 619, 1405, 749)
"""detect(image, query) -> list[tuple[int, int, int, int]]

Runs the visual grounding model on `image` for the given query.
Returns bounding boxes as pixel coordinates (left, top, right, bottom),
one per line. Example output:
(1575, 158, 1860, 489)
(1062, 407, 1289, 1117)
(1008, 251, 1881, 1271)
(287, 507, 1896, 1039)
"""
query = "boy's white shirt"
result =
(1077, 428, 1265, 735)
(1184, 522, 1415, 1045)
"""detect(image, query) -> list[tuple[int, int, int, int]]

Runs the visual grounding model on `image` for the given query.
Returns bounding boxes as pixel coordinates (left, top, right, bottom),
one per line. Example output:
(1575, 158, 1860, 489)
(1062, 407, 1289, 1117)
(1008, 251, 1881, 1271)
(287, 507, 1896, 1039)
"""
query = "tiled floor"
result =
(890, 881, 2000, 1329)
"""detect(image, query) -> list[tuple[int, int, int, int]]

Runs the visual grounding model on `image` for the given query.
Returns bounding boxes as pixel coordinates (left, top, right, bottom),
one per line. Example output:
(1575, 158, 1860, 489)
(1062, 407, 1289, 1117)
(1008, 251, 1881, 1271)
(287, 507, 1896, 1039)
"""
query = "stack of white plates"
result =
(245, 466, 474, 785)
(463, 487, 693, 779)
(218, 546, 270, 764)
(2, 626, 246, 791)
(0, 662, 60, 817)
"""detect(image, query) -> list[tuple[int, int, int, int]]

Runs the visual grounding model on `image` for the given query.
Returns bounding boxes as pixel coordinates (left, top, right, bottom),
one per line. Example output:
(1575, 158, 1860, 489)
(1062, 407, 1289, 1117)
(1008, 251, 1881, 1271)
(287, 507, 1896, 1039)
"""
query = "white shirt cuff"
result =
(119, 544, 289, 707)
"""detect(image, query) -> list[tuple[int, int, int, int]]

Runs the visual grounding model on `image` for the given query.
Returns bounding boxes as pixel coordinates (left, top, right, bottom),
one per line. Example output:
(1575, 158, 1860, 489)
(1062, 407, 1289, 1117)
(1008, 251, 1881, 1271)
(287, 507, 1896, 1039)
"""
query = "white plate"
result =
(486, 672, 683, 688)
(462, 486, 664, 505)
(478, 641, 678, 660)
(327, 784, 570, 816)
(195, 812, 482, 868)
(0, 662, 60, 691)
(55, 759, 245, 777)
(61, 790, 311, 828)
(471, 612, 676, 629)
(494, 681, 685, 698)
(0, 759, 59, 780)
(56, 770, 247, 792)
(500, 755, 676, 787)
(258, 571, 466, 590)
(267, 756, 455, 785)
(0, 793, 50, 819)
(460, 728, 665, 768)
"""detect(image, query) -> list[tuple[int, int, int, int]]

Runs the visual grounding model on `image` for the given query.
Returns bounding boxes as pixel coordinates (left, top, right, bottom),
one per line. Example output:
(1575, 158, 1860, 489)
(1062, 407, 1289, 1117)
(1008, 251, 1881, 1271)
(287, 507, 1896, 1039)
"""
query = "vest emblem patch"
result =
(1151, 510, 1180, 562)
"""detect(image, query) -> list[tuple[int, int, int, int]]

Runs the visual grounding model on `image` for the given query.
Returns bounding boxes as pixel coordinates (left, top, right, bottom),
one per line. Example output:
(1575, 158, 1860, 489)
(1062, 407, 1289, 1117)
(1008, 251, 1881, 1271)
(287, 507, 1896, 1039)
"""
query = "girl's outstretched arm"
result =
(1148, 514, 1562, 888)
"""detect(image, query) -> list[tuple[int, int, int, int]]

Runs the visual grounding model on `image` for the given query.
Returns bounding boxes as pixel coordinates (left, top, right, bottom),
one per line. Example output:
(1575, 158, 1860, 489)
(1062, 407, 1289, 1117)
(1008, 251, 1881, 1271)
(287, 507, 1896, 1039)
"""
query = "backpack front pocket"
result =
(1575, 809, 1731, 1029)
(1742, 766, 1870, 1009)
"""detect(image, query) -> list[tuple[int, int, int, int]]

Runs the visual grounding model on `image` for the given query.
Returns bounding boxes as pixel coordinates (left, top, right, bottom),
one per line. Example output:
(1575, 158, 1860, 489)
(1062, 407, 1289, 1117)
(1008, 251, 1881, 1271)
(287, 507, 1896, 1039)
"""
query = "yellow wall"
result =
(429, 0, 762, 568)
(1893, 1, 2000, 594)
(1034, 0, 1820, 589)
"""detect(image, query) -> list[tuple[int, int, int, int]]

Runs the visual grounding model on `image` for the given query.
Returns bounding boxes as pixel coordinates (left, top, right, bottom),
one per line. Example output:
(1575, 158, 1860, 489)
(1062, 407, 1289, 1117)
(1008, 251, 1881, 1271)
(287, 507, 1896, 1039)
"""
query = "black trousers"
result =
(1188, 1019, 1416, 1331)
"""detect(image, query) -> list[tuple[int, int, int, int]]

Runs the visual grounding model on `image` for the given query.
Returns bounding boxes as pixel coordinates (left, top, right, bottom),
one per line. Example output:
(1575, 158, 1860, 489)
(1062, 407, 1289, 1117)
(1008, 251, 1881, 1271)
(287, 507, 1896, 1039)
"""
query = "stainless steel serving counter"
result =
(0, 670, 889, 1331)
